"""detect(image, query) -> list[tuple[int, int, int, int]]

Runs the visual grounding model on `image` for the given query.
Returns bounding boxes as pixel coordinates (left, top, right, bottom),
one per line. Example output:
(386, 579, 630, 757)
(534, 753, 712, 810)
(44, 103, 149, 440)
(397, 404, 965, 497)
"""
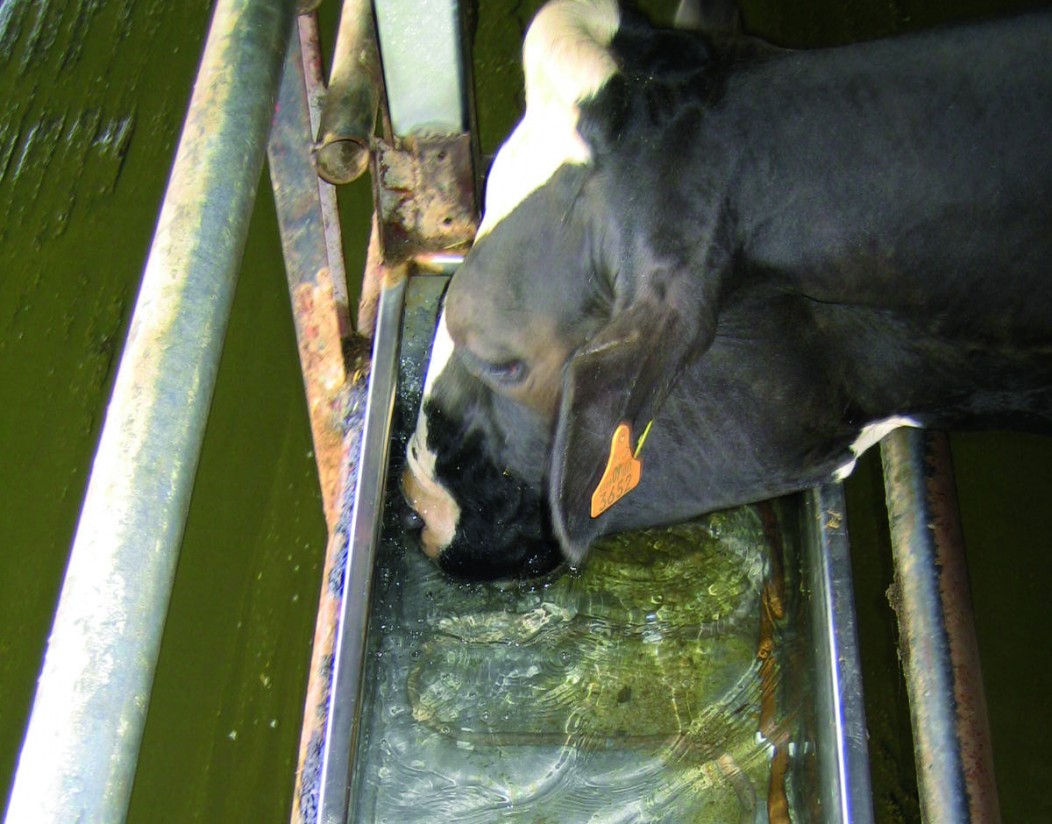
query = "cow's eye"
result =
(460, 350, 526, 386)
(478, 358, 526, 386)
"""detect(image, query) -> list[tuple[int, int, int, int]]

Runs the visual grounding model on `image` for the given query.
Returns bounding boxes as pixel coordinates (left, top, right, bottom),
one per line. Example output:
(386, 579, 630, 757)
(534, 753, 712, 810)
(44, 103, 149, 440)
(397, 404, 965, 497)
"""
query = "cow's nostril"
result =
(523, 543, 564, 579)
(402, 505, 424, 532)
(398, 469, 425, 532)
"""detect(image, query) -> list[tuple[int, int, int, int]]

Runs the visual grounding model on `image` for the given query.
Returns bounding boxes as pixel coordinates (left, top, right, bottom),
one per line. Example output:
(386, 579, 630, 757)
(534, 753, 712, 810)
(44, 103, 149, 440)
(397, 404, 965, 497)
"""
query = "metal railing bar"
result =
(880, 428, 1000, 824)
(4, 1, 296, 821)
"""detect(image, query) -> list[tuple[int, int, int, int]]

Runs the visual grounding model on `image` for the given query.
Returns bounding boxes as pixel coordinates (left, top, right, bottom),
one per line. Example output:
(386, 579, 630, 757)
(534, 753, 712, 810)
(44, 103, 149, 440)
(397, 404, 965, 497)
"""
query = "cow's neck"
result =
(727, 16, 1052, 348)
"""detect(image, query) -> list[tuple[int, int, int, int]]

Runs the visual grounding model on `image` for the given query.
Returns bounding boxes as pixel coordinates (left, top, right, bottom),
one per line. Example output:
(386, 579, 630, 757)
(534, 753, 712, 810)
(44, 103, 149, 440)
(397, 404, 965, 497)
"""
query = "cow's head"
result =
(401, 0, 726, 579)
(401, 0, 1052, 579)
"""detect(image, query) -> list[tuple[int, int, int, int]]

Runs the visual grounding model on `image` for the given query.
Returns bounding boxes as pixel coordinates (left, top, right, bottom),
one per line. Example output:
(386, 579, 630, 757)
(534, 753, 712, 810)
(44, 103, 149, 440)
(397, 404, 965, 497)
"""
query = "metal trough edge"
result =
(803, 484, 877, 824)
(310, 276, 405, 824)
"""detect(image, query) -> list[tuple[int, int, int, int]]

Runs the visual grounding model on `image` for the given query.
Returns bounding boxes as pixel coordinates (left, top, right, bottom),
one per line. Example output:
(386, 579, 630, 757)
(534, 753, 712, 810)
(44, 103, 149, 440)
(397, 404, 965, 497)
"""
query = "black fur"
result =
(409, 4, 1052, 577)
(421, 374, 562, 581)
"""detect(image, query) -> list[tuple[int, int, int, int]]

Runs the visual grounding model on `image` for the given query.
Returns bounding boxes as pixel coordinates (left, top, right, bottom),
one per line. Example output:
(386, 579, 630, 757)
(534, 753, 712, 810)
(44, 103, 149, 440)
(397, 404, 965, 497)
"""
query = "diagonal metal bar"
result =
(268, 12, 354, 531)
(4, 1, 296, 821)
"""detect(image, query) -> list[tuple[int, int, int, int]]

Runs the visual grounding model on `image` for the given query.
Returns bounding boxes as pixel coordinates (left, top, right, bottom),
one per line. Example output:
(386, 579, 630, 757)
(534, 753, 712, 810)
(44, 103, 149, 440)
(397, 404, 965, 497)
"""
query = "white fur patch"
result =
(405, 311, 460, 555)
(833, 415, 921, 480)
(422, 311, 455, 398)
(404, 417, 460, 556)
(476, 0, 620, 239)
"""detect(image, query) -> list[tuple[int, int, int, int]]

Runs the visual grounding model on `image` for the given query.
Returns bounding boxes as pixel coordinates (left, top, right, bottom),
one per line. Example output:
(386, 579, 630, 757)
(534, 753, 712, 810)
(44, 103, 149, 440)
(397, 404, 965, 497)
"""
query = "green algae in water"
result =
(568, 513, 768, 632)
(409, 511, 767, 748)
(352, 505, 797, 823)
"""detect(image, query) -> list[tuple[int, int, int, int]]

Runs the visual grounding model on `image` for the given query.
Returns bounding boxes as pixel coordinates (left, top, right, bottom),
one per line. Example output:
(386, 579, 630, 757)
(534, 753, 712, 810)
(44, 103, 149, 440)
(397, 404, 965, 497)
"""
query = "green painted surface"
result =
(949, 433, 1052, 823)
(0, 0, 211, 804)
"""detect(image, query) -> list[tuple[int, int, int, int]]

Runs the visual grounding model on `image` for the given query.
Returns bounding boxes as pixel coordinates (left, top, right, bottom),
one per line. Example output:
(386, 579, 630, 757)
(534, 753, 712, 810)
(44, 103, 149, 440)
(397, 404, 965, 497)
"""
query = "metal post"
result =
(4, 1, 296, 821)
(881, 429, 1001, 823)
(315, 0, 382, 184)
(372, 0, 468, 136)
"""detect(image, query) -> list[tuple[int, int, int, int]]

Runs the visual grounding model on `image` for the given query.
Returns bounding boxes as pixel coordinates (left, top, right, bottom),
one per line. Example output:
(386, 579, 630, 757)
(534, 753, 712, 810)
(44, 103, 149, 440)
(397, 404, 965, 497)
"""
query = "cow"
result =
(401, 0, 1052, 581)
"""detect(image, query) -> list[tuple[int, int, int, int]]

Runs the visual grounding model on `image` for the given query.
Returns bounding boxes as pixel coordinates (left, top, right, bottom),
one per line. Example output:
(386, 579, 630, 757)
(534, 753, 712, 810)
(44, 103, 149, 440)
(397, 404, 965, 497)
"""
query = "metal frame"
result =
(5, 1, 298, 821)
(881, 429, 1000, 823)
(803, 485, 877, 824)
(288, 3, 474, 823)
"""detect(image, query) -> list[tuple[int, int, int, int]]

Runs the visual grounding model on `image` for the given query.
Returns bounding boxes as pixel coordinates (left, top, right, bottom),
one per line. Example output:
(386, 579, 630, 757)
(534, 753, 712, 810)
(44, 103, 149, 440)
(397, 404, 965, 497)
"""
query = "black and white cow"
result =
(402, 0, 1052, 580)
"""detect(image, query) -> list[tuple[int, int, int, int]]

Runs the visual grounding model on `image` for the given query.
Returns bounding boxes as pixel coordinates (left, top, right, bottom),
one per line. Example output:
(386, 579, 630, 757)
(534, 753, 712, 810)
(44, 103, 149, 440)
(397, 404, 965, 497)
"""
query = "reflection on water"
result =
(349, 278, 809, 822)
(410, 514, 766, 748)
(353, 506, 806, 823)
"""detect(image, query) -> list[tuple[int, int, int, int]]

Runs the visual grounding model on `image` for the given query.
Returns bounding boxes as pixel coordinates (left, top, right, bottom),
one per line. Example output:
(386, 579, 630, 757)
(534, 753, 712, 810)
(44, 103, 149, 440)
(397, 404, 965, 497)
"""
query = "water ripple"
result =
(353, 505, 806, 821)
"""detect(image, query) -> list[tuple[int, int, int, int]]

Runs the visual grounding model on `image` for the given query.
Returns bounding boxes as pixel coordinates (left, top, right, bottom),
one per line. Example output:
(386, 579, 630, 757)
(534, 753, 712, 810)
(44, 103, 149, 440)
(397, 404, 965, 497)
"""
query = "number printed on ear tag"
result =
(591, 423, 642, 518)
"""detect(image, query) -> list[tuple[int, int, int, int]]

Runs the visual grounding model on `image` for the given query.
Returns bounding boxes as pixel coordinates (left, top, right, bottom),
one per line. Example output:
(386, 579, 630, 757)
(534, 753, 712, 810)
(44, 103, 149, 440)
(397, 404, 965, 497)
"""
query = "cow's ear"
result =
(548, 288, 716, 563)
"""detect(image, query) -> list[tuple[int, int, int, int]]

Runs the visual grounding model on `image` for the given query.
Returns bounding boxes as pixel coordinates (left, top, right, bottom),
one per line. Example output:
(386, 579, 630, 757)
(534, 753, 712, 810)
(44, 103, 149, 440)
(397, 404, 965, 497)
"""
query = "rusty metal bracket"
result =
(370, 132, 478, 265)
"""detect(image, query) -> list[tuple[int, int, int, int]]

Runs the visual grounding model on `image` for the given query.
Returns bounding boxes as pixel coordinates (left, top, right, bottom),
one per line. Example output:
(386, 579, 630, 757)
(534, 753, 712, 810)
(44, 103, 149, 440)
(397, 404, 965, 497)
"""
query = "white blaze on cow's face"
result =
(403, 313, 459, 557)
(476, 0, 620, 239)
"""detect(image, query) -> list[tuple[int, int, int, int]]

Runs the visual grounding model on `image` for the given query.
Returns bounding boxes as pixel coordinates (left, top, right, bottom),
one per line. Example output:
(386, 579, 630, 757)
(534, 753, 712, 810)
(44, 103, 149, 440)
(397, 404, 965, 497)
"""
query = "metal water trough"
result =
(307, 270, 876, 824)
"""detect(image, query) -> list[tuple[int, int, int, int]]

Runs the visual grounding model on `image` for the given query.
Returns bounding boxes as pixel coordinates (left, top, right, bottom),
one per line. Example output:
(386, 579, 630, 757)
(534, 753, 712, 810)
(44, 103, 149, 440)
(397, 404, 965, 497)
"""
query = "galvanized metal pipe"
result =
(4, 1, 296, 821)
(802, 484, 876, 824)
(315, 0, 382, 184)
(881, 428, 1001, 824)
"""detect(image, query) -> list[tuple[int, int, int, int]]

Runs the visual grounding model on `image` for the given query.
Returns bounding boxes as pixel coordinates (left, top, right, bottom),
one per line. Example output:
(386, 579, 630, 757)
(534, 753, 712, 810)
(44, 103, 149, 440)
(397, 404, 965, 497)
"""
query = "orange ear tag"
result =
(590, 423, 643, 518)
